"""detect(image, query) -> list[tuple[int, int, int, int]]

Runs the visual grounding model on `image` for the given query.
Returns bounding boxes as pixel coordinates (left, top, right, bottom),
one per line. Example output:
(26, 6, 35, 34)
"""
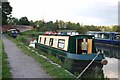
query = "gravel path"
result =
(2, 37, 51, 78)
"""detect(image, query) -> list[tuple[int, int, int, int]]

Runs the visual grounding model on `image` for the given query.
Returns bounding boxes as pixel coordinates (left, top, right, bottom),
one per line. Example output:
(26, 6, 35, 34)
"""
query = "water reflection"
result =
(95, 43, 120, 78)
(95, 43, 120, 59)
(103, 57, 119, 78)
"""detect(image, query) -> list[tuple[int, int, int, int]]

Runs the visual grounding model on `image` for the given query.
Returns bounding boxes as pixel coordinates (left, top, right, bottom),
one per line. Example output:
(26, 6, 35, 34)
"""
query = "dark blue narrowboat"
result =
(35, 34, 108, 73)
(87, 31, 120, 45)
(8, 29, 20, 38)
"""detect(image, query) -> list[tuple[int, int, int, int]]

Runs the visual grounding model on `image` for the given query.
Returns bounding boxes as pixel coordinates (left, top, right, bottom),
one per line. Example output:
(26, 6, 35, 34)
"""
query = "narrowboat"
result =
(35, 34, 107, 73)
(87, 31, 120, 45)
(7, 28, 20, 38)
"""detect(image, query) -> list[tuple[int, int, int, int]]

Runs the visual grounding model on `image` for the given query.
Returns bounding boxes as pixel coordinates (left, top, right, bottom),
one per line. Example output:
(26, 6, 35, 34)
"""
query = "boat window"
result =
(39, 37, 41, 43)
(101, 34, 104, 38)
(100, 34, 110, 39)
(114, 34, 120, 40)
(95, 34, 98, 38)
(57, 39, 65, 49)
(98, 34, 101, 38)
(11, 31, 14, 33)
(104, 34, 110, 39)
(44, 38, 46, 44)
(15, 31, 18, 33)
(49, 38, 53, 46)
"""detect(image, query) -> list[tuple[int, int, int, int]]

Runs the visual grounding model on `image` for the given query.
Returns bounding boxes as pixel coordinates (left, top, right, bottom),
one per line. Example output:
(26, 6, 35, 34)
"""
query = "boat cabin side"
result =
(38, 35, 69, 51)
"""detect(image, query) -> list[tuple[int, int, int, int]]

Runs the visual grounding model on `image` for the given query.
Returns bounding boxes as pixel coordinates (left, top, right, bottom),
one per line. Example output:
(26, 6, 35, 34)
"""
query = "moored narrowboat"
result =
(7, 28, 20, 38)
(35, 34, 107, 73)
(87, 31, 120, 45)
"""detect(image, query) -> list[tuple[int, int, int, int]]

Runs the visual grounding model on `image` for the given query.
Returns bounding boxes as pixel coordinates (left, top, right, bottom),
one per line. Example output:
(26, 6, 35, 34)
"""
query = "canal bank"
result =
(103, 57, 119, 78)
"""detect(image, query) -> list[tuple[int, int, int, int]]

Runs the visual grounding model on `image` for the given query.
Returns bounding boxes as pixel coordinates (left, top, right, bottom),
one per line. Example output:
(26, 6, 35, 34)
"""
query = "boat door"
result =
(76, 39, 92, 54)
(76, 39, 83, 54)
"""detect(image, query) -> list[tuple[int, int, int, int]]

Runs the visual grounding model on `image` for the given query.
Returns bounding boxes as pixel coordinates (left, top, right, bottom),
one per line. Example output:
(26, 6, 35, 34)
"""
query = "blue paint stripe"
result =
(66, 53, 104, 60)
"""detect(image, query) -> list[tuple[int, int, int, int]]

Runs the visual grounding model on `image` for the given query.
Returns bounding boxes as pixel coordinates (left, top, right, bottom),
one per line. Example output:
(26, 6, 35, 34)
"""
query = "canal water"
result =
(95, 43, 120, 79)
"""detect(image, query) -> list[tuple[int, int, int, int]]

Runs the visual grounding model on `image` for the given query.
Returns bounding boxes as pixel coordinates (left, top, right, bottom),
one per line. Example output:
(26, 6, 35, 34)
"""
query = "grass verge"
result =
(0, 39, 2, 79)
(0, 39, 12, 79)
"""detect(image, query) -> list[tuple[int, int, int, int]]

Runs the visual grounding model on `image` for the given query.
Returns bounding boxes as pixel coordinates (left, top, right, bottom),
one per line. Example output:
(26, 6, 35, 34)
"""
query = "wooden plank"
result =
(87, 39, 92, 54)
(76, 39, 78, 54)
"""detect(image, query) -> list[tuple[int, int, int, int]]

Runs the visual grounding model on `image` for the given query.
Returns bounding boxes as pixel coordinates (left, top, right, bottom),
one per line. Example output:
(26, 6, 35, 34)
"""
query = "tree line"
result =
(9, 16, 120, 33)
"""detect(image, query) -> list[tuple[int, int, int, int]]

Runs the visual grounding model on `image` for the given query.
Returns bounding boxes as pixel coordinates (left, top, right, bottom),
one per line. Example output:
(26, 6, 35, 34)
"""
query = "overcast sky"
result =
(8, 0, 119, 26)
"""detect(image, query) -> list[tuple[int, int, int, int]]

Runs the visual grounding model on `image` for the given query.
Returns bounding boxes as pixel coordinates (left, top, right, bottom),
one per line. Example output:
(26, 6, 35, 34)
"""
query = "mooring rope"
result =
(76, 52, 101, 80)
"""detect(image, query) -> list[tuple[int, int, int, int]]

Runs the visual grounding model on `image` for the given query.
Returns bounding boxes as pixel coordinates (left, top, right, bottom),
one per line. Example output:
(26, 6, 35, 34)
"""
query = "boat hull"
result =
(36, 43, 104, 73)
(69, 60, 103, 73)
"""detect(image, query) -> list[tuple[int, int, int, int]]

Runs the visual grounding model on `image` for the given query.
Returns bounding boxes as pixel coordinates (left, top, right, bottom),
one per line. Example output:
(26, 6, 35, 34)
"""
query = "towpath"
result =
(2, 36, 51, 78)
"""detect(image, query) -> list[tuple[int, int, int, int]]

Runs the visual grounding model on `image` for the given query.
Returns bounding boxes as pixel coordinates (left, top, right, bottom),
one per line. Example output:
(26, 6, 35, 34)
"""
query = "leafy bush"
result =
(17, 35, 26, 42)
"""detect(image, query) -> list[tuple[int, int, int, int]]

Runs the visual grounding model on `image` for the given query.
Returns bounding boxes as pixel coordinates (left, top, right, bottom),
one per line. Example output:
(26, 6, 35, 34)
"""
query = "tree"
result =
(76, 27, 87, 34)
(58, 20, 66, 29)
(18, 16, 29, 25)
(2, 2, 12, 25)
(66, 21, 80, 30)
(112, 25, 120, 32)
(46, 21, 59, 31)
(34, 20, 45, 31)
(29, 20, 34, 26)
(45, 21, 54, 30)
(8, 17, 19, 25)
(83, 25, 101, 31)
(53, 20, 59, 31)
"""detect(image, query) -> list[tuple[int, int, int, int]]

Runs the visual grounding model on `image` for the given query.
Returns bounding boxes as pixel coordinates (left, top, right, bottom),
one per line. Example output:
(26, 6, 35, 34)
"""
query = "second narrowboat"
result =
(87, 31, 120, 45)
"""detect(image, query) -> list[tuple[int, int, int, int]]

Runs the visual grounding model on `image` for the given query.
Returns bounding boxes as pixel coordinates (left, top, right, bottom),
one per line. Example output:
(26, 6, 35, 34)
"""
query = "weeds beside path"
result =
(0, 39, 2, 79)
(0, 39, 12, 79)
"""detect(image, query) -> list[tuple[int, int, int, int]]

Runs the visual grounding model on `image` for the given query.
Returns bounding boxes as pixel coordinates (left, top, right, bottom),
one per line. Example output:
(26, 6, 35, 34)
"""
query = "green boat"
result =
(35, 34, 108, 73)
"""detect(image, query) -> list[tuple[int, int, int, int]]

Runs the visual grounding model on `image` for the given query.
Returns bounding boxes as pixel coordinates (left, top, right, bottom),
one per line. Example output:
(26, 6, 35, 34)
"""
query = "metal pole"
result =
(0, 1, 2, 38)
(0, 0, 8, 38)
(76, 52, 101, 80)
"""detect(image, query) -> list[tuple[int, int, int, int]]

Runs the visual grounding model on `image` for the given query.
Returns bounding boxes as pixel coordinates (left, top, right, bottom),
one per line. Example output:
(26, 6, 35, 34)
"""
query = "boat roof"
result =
(87, 31, 120, 34)
(39, 34, 94, 38)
